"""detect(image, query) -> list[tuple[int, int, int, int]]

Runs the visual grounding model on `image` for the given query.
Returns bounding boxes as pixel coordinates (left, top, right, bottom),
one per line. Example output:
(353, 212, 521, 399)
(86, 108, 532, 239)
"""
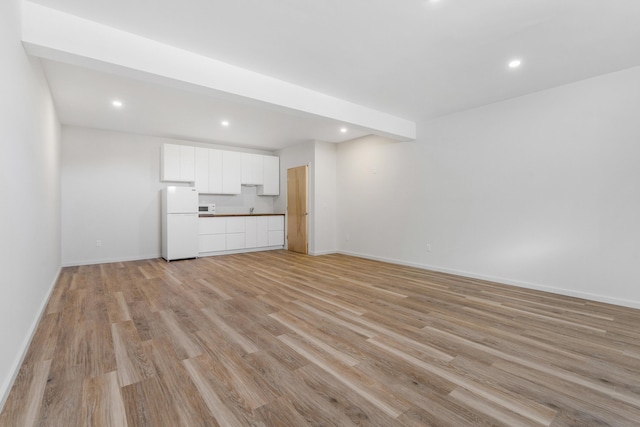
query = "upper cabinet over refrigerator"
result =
(161, 143, 195, 182)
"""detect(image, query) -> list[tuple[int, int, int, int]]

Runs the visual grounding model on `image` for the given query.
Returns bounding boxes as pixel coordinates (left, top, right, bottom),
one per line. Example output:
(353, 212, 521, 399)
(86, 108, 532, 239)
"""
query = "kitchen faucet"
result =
(250, 207, 254, 214)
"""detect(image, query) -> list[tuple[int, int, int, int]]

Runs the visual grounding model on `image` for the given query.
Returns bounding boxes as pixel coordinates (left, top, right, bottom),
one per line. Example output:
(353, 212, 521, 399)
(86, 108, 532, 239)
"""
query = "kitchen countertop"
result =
(199, 213, 285, 217)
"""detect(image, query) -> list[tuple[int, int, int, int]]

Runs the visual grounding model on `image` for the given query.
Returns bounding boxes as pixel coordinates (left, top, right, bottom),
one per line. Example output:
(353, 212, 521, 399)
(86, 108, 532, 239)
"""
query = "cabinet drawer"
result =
(199, 217, 225, 235)
(199, 234, 226, 252)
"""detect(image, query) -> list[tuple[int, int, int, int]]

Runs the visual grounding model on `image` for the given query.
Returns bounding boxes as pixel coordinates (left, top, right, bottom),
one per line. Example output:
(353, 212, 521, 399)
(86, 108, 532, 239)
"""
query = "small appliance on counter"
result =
(162, 186, 199, 261)
(199, 203, 216, 214)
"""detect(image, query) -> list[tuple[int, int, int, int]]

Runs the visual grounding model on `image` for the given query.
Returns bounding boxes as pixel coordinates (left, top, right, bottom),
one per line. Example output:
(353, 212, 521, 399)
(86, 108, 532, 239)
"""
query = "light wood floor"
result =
(2, 251, 640, 426)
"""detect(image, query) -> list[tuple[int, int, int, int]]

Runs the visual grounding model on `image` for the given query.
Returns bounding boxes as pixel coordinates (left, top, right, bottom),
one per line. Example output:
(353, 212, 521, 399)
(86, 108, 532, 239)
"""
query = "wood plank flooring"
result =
(2, 251, 640, 426)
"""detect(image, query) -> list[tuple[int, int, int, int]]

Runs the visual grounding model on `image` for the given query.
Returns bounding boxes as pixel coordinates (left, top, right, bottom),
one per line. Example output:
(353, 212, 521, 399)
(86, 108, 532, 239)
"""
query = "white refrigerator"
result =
(161, 186, 199, 261)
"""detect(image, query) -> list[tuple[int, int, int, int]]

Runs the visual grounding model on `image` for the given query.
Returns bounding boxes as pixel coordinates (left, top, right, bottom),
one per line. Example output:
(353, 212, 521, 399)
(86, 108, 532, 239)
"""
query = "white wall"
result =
(61, 127, 276, 266)
(276, 141, 315, 250)
(275, 140, 339, 255)
(338, 66, 640, 308)
(0, 0, 61, 408)
(62, 127, 165, 265)
(313, 141, 337, 255)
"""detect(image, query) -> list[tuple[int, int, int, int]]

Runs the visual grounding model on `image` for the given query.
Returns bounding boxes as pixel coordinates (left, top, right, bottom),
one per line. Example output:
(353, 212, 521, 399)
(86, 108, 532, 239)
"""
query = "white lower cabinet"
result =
(226, 217, 245, 233)
(268, 216, 285, 246)
(268, 215, 284, 231)
(199, 234, 226, 252)
(199, 215, 284, 256)
(226, 233, 245, 250)
(225, 217, 245, 250)
(268, 230, 285, 246)
(256, 217, 269, 247)
(245, 217, 257, 248)
(199, 217, 225, 234)
(198, 217, 226, 252)
(247, 216, 270, 248)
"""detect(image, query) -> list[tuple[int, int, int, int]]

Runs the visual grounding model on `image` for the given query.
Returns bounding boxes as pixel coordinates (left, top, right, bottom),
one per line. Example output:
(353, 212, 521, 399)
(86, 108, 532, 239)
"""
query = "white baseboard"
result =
(309, 250, 337, 256)
(338, 250, 640, 310)
(62, 253, 161, 267)
(0, 267, 61, 412)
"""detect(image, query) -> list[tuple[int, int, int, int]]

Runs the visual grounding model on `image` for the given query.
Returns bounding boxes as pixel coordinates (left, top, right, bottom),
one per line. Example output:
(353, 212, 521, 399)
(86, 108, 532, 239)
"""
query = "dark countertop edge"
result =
(199, 213, 285, 218)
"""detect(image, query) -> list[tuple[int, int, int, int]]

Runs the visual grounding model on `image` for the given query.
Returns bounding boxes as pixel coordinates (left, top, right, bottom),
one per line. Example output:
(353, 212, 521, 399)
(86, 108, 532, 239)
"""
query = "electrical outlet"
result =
(346, 234, 350, 242)
(96, 240, 102, 247)
(426, 243, 431, 252)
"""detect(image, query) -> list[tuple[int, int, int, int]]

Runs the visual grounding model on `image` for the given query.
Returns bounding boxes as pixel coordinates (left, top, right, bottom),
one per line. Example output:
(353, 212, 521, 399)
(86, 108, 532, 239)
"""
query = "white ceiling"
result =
(28, 0, 640, 150)
(41, 60, 371, 149)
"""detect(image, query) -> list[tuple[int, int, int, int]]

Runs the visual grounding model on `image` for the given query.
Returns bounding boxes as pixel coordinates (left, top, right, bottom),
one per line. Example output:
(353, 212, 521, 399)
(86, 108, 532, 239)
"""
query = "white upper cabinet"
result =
(258, 155, 280, 196)
(165, 144, 278, 195)
(195, 148, 223, 194)
(179, 146, 196, 182)
(241, 153, 264, 185)
(194, 147, 209, 193)
(161, 143, 195, 182)
(209, 149, 223, 194)
(222, 151, 242, 194)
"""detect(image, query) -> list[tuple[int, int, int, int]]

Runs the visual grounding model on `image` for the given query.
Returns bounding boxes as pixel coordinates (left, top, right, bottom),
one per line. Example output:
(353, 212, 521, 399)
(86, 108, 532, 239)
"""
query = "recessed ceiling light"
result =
(221, 120, 229, 127)
(508, 59, 522, 69)
(340, 127, 348, 133)
(112, 100, 123, 107)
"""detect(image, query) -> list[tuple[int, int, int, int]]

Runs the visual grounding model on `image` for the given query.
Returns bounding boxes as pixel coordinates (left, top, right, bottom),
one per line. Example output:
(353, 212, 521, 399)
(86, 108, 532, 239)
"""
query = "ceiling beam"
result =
(21, 1, 416, 142)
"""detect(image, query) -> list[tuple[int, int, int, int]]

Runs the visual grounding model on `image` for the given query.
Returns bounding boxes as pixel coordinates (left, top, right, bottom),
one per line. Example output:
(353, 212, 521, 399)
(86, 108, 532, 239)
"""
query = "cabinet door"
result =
(199, 217, 225, 235)
(226, 233, 245, 250)
(256, 216, 269, 247)
(209, 149, 223, 194)
(258, 156, 279, 195)
(268, 230, 285, 246)
(161, 144, 181, 181)
(194, 147, 209, 193)
(226, 217, 245, 233)
(268, 215, 285, 231)
(241, 153, 254, 185)
(199, 234, 226, 253)
(241, 153, 264, 185)
(179, 146, 196, 181)
(252, 155, 264, 185)
(245, 217, 257, 248)
(222, 151, 241, 194)
(161, 144, 195, 182)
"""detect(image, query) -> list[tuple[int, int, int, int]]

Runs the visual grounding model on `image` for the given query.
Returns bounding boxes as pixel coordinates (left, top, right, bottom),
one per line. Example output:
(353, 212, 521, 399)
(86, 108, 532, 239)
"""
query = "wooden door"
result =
(287, 165, 308, 254)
